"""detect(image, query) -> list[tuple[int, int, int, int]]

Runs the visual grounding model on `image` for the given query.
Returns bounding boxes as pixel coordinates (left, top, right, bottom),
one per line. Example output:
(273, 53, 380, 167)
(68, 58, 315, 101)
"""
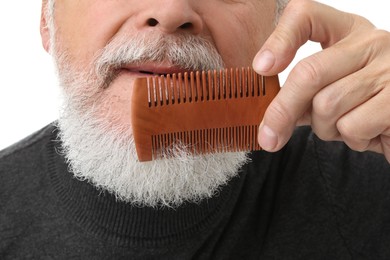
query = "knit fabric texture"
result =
(1, 123, 389, 259)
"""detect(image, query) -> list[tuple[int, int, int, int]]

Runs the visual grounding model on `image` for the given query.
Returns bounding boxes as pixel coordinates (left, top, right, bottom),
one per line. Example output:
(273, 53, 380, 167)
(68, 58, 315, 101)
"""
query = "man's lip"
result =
(121, 64, 189, 76)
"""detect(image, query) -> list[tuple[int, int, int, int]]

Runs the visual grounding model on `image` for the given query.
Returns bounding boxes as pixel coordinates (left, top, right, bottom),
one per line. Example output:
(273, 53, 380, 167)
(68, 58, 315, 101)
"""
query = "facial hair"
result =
(52, 33, 250, 208)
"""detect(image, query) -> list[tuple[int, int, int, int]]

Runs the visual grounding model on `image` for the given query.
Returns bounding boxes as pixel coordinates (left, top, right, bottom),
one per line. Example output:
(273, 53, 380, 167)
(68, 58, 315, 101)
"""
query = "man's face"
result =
(40, 0, 277, 207)
(50, 0, 275, 65)
(42, 0, 275, 125)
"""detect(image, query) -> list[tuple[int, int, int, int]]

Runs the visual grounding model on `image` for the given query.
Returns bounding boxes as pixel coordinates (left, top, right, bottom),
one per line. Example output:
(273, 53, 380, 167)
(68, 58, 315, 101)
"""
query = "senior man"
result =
(1, 0, 390, 258)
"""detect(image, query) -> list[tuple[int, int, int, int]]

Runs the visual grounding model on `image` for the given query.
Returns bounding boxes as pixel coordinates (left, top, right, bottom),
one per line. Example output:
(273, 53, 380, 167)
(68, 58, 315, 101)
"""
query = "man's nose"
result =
(139, 1, 203, 34)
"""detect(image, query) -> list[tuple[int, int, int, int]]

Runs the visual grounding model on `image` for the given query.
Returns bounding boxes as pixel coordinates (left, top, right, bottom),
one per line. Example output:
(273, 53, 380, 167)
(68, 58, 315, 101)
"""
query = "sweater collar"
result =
(46, 129, 244, 247)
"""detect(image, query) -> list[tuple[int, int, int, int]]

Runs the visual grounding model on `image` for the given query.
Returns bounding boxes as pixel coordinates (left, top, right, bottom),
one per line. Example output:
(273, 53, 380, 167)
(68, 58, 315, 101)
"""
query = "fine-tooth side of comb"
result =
(131, 67, 280, 162)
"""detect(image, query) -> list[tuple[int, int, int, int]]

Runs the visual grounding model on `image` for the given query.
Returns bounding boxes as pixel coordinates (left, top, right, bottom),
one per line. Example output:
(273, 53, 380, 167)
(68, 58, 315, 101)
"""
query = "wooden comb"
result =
(131, 67, 280, 162)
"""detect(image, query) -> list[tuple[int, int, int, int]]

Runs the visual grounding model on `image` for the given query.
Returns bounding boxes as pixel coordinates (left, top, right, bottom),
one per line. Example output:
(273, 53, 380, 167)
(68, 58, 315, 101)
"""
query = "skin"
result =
(254, 0, 390, 163)
(40, 0, 276, 131)
(40, 0, 390, 163)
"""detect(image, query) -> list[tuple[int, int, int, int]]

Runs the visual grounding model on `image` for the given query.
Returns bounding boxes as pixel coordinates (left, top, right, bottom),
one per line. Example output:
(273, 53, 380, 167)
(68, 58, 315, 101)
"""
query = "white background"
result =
(0, 1, 389, 150)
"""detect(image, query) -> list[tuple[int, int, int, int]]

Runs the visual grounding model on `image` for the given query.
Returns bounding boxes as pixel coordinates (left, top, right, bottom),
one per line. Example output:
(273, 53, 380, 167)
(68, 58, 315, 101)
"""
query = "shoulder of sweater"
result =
(286, 126, 388, 172)
(311, 133, 389, 173)
(311, 133, 390, 256)
(0, 122, 57, 163)
(0, 122, 58, 212)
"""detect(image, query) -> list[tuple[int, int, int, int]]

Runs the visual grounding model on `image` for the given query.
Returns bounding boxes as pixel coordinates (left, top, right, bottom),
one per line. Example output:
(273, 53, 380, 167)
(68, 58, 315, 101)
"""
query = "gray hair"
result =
(276, 0, 289, 23)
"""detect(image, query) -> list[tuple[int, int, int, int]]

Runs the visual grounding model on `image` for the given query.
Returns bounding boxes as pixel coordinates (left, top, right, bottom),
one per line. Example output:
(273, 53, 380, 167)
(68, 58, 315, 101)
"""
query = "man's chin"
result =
(57, 110, 249, 208)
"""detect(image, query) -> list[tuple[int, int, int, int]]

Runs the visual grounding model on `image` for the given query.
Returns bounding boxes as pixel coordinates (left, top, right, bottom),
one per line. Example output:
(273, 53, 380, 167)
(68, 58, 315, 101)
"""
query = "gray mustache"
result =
(94, 34, 224, 89)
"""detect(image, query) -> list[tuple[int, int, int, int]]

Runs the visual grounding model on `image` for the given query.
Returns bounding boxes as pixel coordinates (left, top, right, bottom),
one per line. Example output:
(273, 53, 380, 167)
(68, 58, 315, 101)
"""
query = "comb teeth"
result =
(131, 67, 280, 162)
(147, 67, 266, 107)
(151, 125, 261, 158)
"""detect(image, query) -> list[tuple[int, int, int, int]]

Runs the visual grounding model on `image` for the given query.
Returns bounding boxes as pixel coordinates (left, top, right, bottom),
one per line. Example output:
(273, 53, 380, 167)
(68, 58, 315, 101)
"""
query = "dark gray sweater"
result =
(1, 123, 389, 259)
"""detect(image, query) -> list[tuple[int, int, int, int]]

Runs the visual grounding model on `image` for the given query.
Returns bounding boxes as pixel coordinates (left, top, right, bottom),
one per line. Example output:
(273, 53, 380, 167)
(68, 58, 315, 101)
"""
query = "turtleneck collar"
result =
(46, 128, 246, 248)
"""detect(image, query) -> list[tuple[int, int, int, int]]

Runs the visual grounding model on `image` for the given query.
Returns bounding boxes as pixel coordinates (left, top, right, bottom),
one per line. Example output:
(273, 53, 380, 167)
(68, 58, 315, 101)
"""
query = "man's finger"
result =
(257, 41, 367, 151)
(310, 64, 384, 141)
(253, 0, 362, 75)
(336, 88, 390, 152)
(253, 0, 376, 152)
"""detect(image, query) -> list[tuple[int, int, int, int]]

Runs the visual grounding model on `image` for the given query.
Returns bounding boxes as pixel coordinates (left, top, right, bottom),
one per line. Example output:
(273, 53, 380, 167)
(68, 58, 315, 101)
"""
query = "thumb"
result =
(252, 3, 306, 75)
(253, 0, 359, 152)
(252, 0, 353, 76)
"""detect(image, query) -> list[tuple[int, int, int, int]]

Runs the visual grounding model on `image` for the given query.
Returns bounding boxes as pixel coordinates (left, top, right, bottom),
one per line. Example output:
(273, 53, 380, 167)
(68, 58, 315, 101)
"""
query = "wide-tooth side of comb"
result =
(131, 67, 280, 162)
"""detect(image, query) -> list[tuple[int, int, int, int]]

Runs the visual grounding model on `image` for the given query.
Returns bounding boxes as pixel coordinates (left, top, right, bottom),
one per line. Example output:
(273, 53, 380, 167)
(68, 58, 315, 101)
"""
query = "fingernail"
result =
(254, 50, 275, 72)
(258, 124, 278, 151)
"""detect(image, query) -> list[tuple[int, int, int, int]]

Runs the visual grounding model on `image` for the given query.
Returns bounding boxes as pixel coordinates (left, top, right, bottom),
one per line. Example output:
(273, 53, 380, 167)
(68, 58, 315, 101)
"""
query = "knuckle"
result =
(336, 117, 355, 139)
(292, 56, 324, 87)
(312, 90, 338, 120)
(363, 29, 390, 60)
(266, 101, 295, 127)
(272, 29, 296, 54)
(371, 29, 390, 45)
(337, 118, 368, 152)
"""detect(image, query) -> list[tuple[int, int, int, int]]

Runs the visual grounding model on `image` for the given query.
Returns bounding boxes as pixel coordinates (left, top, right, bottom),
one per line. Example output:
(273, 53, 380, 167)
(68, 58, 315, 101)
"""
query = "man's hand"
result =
(253, 0, 390, 163)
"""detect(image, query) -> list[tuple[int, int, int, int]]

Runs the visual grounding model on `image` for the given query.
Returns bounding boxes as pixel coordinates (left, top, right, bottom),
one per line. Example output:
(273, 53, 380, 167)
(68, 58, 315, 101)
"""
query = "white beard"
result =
(53, 33, 250, 208)
(57, 111, 249, 208)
